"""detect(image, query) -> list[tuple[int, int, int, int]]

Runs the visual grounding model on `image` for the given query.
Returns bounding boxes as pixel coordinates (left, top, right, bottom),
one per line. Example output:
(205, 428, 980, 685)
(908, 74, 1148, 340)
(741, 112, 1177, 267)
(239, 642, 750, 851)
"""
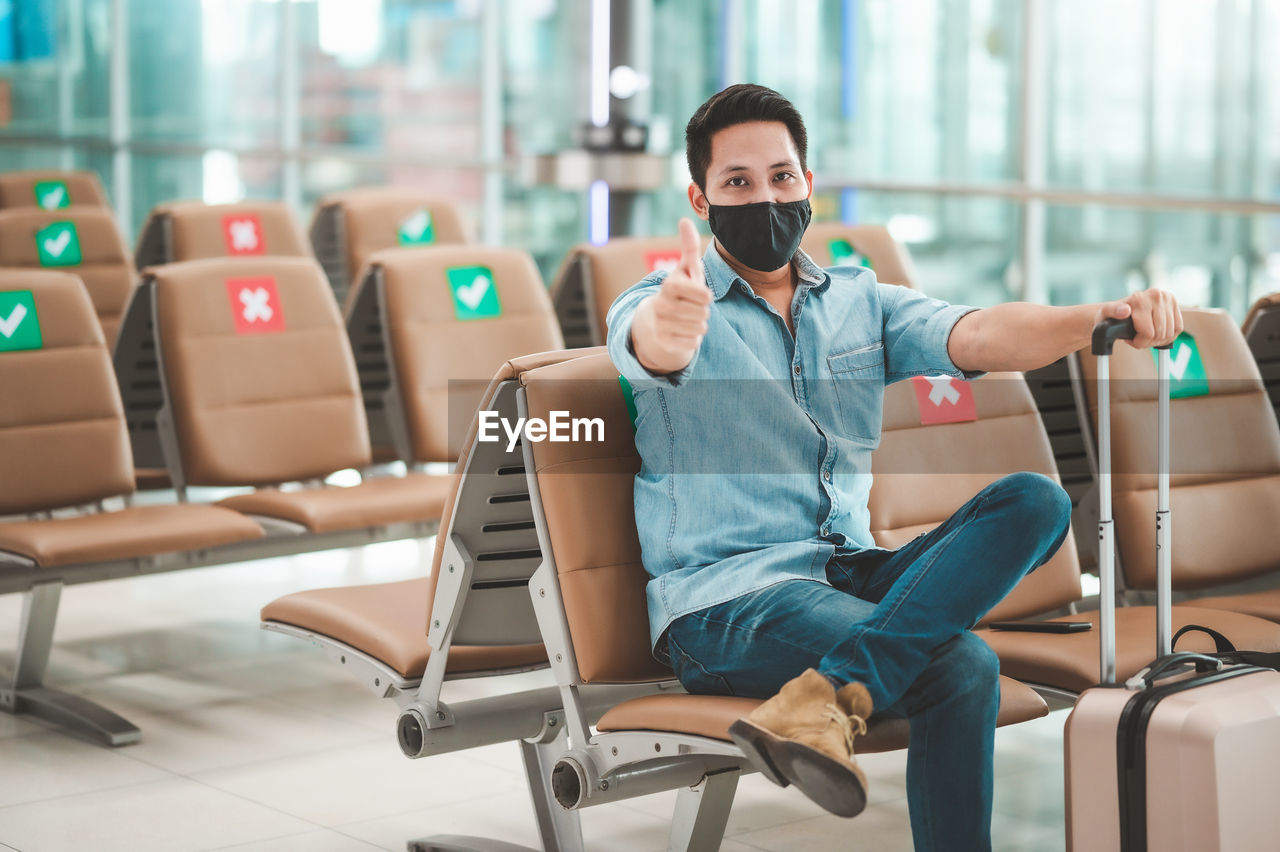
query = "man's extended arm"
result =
(946, 289, 1183, 374)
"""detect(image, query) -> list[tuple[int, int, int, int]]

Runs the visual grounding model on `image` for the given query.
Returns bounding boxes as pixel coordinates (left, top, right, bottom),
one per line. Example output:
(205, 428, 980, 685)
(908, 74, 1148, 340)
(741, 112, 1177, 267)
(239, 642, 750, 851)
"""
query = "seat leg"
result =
(0, 582, 141, 747)
(520, 736, 584, 852)
(668, 768, 740, 852)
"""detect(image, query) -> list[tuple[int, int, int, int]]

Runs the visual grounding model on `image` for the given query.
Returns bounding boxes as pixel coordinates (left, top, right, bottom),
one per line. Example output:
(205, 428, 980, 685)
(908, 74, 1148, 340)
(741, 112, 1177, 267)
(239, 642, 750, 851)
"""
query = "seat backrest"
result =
(309, 188, 468, 304)
(353, 246, 564, 464)
(0, 270, 133, 513)
(1078, 307, 1280, 589)
(0, 170, 109, 210)
(423, 349, 603, 648)
(519, 351, 671, 684)
(134, 201, 309, 270)
(868, 372, 1083, 622)
(1242, 291, 1280, 427)
(550, 236, 691, 348)
(800, 222, 917, 288)
(150, 256, 371, 487)
(0, 207, 134, 345)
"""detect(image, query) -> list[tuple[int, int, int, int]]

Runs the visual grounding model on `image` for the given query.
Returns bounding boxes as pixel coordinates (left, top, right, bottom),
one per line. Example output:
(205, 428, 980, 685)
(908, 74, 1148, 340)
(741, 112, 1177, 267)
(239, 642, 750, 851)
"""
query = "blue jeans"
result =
(664, 472, 1072, 852)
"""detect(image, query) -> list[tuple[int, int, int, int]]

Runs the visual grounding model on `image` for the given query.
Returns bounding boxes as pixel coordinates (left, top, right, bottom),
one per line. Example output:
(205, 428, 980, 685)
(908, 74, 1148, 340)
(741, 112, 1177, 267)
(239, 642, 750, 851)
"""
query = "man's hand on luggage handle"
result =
(632, 217, 713, 375)
(1094, 288, 1184, 350)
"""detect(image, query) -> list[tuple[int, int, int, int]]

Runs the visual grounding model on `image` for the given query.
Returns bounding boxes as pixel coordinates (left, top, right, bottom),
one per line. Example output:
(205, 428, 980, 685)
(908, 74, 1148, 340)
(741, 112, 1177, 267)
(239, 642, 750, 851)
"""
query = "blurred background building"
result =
(0, 0, 1276, 314)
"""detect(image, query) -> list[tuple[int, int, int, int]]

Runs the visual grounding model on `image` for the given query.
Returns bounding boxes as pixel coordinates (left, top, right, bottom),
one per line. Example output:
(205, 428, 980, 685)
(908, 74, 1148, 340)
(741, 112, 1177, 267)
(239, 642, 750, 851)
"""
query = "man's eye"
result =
(726, 177, 747, 187)
(774, 171, 795, 182)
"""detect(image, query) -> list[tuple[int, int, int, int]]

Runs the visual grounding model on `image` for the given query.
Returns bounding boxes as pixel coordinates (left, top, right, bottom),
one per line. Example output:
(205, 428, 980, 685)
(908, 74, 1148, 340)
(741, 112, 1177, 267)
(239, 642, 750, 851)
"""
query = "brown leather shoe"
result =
(728, 668, 872, 818)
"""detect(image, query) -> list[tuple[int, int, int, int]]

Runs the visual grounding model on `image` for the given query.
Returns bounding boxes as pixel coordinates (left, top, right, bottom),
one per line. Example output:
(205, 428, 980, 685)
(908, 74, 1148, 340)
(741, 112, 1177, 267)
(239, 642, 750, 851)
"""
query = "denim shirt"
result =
(606, 243, 983, 653)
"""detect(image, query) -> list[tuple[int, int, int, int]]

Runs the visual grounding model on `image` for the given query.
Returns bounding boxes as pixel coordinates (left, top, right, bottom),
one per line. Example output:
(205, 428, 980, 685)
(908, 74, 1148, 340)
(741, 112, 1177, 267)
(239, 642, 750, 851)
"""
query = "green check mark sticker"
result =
(35, 221, 82, 267)
(829, 238, 871, 269)
(1151, 331, 1209, 399)
(34, 180, 70, 210)
(0, 290, 42, 352)
(447, 265, 502, 320)
(398, 209, 436, 245)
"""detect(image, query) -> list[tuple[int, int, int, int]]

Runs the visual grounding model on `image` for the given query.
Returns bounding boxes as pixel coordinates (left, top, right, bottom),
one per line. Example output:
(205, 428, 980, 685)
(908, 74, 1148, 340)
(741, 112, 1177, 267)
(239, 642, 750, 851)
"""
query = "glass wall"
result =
(0, 0, 1275, 314)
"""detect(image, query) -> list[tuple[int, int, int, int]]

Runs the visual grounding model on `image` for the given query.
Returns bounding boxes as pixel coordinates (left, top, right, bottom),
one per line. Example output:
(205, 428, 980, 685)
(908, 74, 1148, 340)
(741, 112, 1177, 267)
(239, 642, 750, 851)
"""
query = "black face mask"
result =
(706, 198, 812, 272)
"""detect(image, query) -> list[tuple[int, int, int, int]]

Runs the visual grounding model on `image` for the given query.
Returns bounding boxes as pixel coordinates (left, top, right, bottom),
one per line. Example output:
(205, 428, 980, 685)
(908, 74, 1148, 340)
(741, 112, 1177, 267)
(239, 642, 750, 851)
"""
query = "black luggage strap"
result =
(1172, 624, 1280, 671)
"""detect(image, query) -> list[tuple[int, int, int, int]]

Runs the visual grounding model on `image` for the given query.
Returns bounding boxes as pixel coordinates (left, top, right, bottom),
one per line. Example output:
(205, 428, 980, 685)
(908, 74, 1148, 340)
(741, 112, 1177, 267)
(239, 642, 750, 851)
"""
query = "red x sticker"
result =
(222, 213, 265, 256)
(645, 250, 683, 275)
(911, 375, 977, 425)
(226, 276, 285, 334)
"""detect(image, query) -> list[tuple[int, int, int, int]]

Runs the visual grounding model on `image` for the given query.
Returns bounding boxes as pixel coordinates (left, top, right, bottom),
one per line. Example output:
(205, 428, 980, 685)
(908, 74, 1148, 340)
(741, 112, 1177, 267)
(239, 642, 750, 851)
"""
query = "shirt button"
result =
(793, 365, 801, 376)
(823, 470, 832, 481)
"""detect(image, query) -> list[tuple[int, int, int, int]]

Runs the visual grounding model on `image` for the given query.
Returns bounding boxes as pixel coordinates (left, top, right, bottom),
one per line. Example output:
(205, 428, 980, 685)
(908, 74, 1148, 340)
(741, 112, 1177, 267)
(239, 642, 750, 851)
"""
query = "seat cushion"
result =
(0, 503, 263, 568)
(594, 675, 1046, 753)
(978, 606, 1280, 693)
(218, 472, 452, 533)
(1188, 588, 1280, 623)
(260, 578, 547, 679)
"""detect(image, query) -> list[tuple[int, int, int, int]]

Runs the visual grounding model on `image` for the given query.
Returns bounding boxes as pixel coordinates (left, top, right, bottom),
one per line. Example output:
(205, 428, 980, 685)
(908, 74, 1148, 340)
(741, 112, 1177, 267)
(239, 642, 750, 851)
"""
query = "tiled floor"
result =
(0, 539, 1068, 851)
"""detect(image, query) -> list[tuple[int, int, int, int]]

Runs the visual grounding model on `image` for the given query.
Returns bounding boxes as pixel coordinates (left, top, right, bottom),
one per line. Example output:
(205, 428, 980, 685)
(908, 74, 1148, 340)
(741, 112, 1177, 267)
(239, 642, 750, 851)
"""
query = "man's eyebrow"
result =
(718, 161, 798, 175)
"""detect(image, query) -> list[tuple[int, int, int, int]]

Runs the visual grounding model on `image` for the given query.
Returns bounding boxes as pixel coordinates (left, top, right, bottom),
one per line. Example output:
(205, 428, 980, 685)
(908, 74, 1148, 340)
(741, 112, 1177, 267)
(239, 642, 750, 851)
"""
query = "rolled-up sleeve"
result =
(879, 282, 986, 382)
(606, 276, 701, 388)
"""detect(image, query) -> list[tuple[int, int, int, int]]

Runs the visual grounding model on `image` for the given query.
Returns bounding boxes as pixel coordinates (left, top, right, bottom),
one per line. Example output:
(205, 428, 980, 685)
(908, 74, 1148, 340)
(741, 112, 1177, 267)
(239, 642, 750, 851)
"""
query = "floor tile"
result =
(195, 739, 524, 827)
(733, 799, 916, 852)
(0, 731, 168, 808)
(114, 694, 382, 776)
(0, 776, 316, 852)
(208, 828, 388, 851)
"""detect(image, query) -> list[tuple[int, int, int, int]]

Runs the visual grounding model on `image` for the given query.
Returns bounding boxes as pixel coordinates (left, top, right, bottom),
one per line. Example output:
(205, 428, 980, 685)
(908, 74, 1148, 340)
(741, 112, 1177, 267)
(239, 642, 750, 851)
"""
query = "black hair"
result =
(685, 84, 809, 191)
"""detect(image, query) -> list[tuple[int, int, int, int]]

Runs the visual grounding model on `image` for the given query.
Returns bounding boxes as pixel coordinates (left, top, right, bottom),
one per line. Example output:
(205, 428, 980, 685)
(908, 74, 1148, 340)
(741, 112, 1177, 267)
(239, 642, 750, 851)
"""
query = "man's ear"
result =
(688, 182, 710, 221)
(804, 169, 815, 199)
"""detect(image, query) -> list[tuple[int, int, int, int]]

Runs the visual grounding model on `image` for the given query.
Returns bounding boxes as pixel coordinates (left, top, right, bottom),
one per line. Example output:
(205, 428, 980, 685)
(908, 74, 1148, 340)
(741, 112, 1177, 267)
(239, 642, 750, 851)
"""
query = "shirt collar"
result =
(702, 241, 831, 301)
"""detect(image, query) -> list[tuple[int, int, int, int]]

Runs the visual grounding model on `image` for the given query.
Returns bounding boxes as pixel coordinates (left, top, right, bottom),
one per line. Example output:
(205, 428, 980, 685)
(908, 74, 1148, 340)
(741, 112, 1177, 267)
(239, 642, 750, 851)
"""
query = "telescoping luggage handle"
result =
(1092, 318, 1173, 685)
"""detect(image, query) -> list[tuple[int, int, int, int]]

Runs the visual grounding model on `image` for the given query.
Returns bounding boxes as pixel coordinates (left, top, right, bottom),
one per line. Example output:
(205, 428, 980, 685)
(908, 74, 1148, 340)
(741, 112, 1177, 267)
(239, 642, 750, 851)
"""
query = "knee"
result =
(928, 632, 1001, 701)
(984, 472, 1071, 540)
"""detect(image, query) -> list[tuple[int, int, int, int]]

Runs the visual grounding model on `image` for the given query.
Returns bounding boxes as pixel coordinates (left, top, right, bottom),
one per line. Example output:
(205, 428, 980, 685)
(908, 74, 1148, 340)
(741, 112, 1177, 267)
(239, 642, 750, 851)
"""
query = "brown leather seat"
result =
(549, 236, 705, 348)
(260, 352, 596, 681)
(0, 170, 109, 210)
(595, 678, 1050, 753)
(350, 245, 564, 464)
(309, 188, 468, 303)
(518, 353, 1048, 755)
(866, 365, 1280, 691)
(799, 222, 917, 287)
(0, 270, 262, 566)
(1078, 308, 1280, 610)
(1241, 291, 1280, 452)
(134, 200, 309, 270)
(147, 256, 449, 533)
(0, 207, 134, 345)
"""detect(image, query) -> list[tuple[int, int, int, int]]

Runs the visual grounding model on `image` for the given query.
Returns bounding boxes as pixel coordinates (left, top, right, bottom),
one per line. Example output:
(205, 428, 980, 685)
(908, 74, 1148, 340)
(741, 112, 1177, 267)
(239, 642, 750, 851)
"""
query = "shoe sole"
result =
(728, 719, 868, 818)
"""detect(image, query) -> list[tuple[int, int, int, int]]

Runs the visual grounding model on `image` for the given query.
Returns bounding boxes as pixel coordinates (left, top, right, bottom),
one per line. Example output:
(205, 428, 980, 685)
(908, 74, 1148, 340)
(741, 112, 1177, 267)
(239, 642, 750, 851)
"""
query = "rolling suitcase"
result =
(1064, 318, 1280, 852)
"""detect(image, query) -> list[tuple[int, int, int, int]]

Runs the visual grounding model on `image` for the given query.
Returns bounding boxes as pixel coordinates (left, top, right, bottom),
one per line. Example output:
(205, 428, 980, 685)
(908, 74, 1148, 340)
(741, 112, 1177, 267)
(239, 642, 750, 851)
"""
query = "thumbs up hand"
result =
(631, 218, 713, 375)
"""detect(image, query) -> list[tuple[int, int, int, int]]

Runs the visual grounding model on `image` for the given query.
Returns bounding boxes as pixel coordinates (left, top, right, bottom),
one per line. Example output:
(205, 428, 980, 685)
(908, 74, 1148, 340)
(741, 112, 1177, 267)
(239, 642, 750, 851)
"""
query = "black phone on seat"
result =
(988, 621, 1093, 634)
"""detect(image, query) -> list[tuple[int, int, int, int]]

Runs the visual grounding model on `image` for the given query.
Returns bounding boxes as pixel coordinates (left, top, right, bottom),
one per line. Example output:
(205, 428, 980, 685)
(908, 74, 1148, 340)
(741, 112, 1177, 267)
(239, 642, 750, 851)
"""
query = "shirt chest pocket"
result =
(826, 344, 885, 444)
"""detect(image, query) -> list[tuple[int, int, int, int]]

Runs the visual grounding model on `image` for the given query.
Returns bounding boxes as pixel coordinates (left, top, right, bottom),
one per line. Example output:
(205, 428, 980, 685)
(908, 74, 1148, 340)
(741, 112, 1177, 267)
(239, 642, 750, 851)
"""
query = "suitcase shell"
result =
(1064, 324, 1280, 851)
(1066, 668, 1280, 851)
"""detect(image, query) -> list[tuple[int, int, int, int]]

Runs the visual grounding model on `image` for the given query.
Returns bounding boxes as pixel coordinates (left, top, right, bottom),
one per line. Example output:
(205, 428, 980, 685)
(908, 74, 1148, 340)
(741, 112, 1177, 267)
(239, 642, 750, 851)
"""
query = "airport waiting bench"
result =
(1075, 307, 1280, 624)
(859, 357, 1280, 697)
(0, 270, 265, 745)
(262, 348, 1048, 850)
(310, 188, 469, 306)
(263, 349, 660, 852)
(0, 205, 134, 346)
(343, 245, 563, 466)
(133, 200, 310, 270)
(0, 170, 109, 210)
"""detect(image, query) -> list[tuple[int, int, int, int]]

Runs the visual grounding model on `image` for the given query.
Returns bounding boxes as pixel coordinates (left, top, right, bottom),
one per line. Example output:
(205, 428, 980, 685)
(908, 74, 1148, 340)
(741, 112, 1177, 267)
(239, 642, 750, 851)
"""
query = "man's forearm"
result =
(948, 302, 1098, 373)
